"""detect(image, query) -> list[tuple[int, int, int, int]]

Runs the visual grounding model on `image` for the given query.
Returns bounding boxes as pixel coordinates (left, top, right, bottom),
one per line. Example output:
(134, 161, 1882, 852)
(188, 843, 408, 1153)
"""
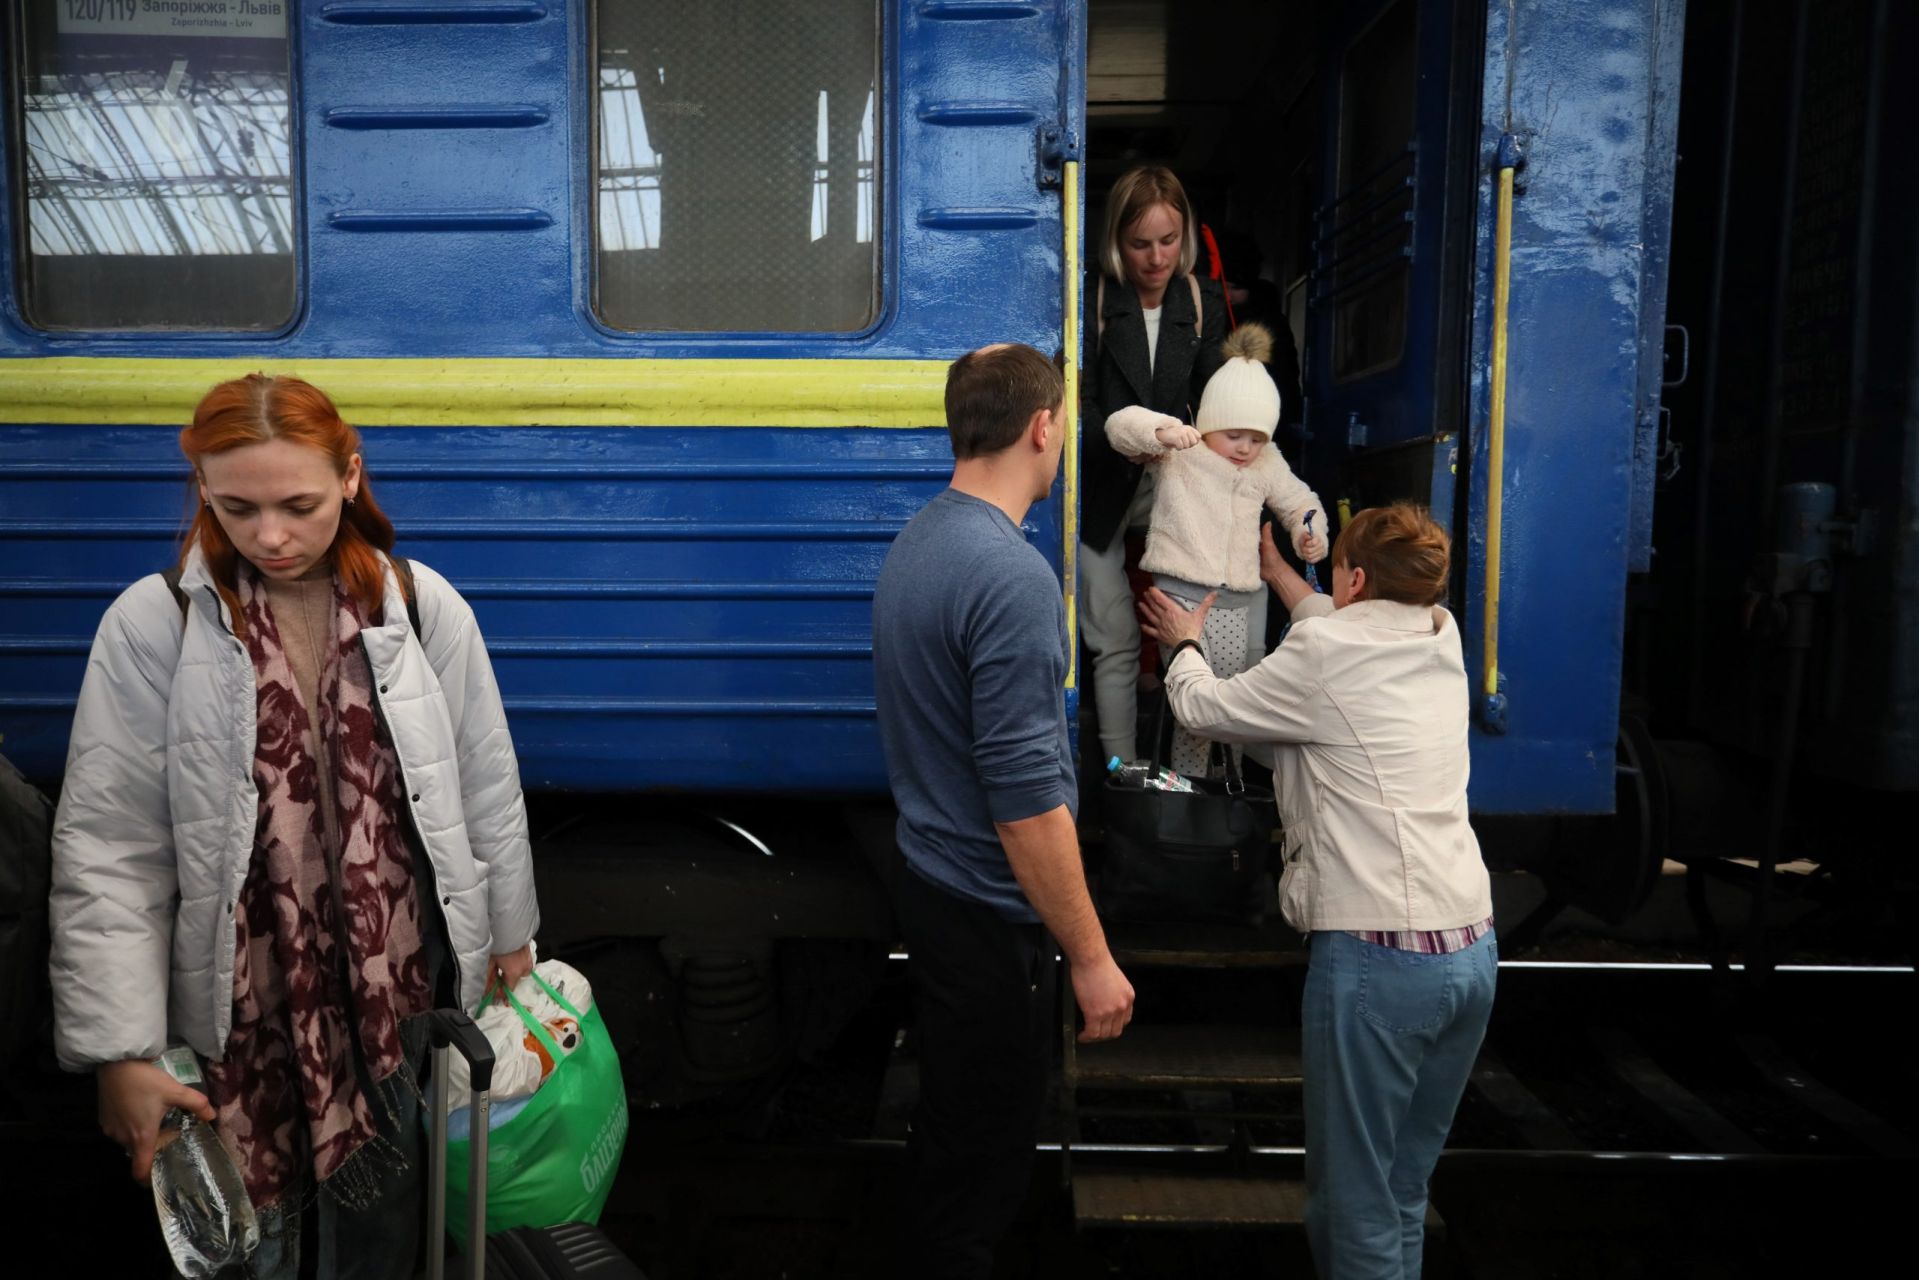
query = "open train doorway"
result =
(1076, 0, 1485, 795)
(1082, 0, 1483, 511)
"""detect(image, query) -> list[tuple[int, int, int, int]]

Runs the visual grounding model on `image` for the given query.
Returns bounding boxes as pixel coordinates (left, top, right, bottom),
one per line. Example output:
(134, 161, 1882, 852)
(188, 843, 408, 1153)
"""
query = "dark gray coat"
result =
(1080, 271, 1227, 552)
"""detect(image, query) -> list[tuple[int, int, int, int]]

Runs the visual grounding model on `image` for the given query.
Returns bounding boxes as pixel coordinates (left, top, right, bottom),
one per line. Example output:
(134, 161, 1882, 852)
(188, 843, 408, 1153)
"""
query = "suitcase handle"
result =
(427, 1009, 492, 1280)
(428, 1008, 497, 1093)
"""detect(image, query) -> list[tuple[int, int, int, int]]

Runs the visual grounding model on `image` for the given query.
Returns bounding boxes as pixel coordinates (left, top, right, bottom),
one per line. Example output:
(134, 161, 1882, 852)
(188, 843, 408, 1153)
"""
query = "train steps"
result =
(1073, 1170, 1306, 1229)
(1074, 1023, 1301, 1091)
(1059, 915, 1443, 1238)
(1099, 910, 1307, 971)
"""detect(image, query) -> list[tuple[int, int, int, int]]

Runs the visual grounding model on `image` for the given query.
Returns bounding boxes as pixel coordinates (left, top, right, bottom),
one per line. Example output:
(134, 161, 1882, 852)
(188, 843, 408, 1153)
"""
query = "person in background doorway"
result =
(1215, 228, 1305, 449)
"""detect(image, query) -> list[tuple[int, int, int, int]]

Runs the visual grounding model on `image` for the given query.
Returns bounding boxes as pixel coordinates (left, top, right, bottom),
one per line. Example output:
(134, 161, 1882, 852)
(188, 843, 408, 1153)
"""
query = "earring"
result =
(202, 501, 212, 511)
(344, 496, 357, 509)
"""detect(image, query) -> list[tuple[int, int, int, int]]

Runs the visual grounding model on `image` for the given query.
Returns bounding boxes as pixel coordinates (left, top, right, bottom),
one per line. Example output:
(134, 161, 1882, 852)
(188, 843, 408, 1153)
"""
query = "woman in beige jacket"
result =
(1139, 503, 1494, 1280)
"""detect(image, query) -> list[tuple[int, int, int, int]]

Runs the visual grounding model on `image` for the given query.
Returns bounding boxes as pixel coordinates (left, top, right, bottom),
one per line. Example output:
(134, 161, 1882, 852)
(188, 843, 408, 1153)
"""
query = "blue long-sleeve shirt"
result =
(873, 489, 1077, 921)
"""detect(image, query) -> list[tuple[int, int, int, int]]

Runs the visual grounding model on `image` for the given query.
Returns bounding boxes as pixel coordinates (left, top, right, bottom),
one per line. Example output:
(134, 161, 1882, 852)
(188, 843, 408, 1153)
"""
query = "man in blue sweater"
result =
(874, 342, 1135, 1279)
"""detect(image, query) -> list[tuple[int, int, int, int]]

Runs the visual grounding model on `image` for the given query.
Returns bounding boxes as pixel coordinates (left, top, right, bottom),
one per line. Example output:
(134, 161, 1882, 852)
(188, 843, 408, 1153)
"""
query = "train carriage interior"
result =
(1080, 0, 1476, 508)
(1082, 0, 1916, 966)
(1067, 0, 1482, 824)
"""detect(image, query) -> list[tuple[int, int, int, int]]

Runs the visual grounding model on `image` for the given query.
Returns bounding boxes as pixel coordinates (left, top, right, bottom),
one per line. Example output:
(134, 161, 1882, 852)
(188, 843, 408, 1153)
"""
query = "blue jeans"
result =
(1302, 929, 1496, 1280)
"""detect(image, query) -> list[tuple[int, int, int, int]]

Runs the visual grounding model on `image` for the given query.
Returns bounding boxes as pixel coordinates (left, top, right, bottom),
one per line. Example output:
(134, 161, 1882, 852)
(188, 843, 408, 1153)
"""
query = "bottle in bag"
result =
(1107, 756, 1154, 788)
(149, 1048, 259, 1278)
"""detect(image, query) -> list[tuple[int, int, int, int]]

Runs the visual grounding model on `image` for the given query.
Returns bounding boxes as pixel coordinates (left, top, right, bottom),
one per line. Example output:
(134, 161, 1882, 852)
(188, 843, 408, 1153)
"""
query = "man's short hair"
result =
(944, 344, 1065, 460)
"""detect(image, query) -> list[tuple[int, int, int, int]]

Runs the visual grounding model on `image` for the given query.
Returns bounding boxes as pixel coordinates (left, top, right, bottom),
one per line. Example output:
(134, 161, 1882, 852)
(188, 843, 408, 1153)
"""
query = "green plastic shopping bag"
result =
(443, 972, 628, 1247)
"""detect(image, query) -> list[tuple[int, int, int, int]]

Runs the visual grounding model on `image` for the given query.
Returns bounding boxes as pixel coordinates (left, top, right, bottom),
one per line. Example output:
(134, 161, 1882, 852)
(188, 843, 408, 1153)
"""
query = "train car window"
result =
(594, 1, 880, 333)
(7, 1, 296, 331)
(1324, 0, 1416, 382)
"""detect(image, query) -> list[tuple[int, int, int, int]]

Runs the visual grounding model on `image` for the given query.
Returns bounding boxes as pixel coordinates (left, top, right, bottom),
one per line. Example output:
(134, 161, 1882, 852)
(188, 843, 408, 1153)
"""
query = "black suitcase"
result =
(426, 1009, 647, 1280)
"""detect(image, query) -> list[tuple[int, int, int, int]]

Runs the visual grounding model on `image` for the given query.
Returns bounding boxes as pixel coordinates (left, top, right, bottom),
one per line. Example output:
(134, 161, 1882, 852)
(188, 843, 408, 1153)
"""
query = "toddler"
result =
(1104, 323, 1327, 776)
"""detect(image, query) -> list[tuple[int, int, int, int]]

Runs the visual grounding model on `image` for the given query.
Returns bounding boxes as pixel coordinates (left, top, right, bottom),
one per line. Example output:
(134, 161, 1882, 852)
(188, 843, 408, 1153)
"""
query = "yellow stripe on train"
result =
(0, 357, 951, 428)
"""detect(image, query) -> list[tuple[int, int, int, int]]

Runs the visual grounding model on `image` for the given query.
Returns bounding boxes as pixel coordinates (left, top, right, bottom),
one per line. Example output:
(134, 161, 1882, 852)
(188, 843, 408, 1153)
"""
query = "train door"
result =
(1301, 0, 1687, 815)
(1296, 0, 1479, 523)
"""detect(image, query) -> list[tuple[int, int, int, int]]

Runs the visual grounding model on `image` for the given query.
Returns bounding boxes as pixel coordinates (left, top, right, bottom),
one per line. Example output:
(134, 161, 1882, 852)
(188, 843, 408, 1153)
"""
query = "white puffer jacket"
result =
(1105, 405, 1323, 591)
(49, 549, 539, 1071)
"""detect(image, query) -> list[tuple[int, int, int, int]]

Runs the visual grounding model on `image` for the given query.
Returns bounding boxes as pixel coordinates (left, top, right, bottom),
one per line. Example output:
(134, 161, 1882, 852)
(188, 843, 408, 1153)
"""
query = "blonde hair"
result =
(1099, 165, 1199, 284)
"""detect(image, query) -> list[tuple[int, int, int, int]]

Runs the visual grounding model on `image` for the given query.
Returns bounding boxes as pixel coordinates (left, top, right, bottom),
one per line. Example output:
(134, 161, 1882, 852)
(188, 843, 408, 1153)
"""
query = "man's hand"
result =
(488, 942, 536, 1003)
(98, 1058, 214, 1185)
(1072, 952, 1135, 1043)
(1138, 587, 1215, 649)
(1154, 422, 1202, 450)
(997, 806, 1132, 1044)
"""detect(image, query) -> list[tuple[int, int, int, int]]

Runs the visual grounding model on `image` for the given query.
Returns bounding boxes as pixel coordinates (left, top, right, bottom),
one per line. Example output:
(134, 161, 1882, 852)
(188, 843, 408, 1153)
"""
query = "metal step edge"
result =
(1072, 1168, 1444, 1232)
(1072, 1170, 1308, 1229)
(1108, 946, 1307, 970)
(1073, 1026, 1305, 1090)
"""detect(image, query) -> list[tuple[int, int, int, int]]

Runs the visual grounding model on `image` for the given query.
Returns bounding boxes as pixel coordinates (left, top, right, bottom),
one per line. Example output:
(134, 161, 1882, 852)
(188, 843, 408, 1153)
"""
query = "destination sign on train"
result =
(55, 0, 286, 40)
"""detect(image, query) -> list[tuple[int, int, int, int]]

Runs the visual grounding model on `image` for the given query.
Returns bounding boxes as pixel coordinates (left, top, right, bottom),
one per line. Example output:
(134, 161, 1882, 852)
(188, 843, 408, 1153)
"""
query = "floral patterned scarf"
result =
(206, 566, 433, 1210)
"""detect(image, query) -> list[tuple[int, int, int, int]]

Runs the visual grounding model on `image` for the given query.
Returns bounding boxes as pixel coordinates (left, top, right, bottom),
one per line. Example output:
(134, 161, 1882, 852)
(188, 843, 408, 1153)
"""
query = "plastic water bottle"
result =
(1144, 767, 1197, 794)
(1107, 756, 1153, 787)
(149, 1051, 259, 1277)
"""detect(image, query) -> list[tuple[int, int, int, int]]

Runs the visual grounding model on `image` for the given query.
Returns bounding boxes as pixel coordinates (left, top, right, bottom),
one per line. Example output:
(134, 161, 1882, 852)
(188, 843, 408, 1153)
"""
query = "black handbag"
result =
(1097, 695, 1277, 928)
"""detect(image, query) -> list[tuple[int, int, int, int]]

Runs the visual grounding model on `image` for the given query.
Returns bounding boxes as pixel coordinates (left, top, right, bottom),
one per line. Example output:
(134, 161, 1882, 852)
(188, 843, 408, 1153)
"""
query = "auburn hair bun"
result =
(1331, 503, 1452, 606)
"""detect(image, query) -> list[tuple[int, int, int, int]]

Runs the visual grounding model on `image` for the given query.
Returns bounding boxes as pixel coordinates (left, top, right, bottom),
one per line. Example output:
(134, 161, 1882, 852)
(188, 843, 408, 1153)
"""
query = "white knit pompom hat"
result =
(1195, 323, 1280, 439)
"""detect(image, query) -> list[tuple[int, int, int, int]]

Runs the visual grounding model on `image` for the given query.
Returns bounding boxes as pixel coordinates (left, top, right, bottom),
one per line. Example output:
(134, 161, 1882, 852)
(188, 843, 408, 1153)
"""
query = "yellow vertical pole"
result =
(1483, 150, 1516, 710)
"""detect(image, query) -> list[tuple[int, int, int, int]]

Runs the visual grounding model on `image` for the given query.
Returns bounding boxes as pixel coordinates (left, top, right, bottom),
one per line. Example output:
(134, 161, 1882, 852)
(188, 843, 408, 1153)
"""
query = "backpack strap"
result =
(389, 556, 424, 641)
(160, 562, 422, 641)
(161, 567, 188, 619)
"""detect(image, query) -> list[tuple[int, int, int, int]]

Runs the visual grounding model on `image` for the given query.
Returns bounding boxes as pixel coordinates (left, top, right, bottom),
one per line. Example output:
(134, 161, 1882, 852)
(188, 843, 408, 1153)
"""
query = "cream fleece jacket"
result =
(1105, 404, 1324, 591)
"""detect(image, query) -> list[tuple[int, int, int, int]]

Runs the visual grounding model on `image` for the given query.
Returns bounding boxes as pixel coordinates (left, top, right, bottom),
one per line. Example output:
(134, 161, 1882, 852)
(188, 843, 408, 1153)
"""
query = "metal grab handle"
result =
(1480, 132, 1521, 734)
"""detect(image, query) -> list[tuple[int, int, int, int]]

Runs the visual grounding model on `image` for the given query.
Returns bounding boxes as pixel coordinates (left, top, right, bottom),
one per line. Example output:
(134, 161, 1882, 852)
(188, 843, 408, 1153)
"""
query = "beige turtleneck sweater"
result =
(262, 570, 342, 859)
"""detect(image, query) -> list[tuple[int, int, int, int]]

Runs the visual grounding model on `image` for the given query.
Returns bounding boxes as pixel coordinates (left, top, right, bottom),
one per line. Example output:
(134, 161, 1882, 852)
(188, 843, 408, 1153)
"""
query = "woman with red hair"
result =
(49, 374, 541, 1278)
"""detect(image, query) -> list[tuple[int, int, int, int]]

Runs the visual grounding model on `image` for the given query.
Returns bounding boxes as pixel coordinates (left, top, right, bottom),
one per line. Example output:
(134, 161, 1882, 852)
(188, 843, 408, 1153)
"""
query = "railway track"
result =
(866, 932, 1913, 1276)
(589, 947, 1911, 1276)
(7, 933, 1908, 1277)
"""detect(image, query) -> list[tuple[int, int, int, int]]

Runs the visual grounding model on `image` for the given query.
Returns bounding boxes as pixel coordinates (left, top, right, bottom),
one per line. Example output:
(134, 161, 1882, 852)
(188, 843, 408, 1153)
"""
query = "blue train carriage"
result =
(0, 0, 1087, 799)
(0, 2, 1092, 1094)
(0, 0, 1732, 1057)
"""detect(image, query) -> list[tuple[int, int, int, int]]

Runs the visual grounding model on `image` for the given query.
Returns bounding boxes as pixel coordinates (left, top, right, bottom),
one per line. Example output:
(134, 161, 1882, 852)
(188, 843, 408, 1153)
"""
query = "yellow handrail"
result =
(1482, 141, 1517, 717)
(1063, 158, 1081, 691)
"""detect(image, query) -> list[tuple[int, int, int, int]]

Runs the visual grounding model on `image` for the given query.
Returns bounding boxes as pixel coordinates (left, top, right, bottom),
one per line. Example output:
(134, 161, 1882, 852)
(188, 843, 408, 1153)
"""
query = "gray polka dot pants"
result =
(1153, 576, 1262, 779)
